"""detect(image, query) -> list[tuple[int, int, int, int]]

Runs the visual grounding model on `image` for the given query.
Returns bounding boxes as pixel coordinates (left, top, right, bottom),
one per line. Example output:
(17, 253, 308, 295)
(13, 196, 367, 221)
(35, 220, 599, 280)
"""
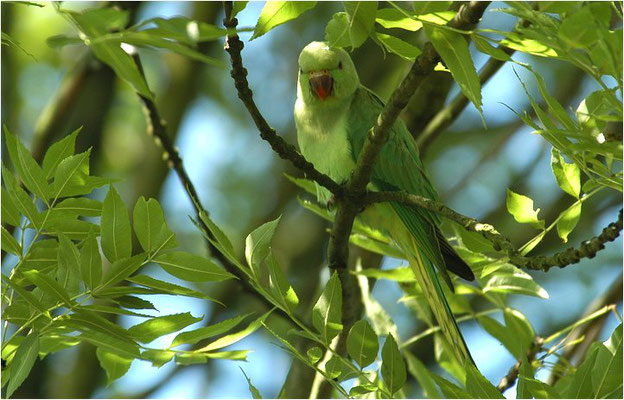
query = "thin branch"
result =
(497, 336, 544, 393)
(365, 190, 623, 271)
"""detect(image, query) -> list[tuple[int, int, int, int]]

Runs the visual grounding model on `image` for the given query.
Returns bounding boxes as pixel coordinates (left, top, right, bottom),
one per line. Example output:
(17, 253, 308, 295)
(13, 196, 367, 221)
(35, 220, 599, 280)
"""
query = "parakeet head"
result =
(297, 41, 359, 105)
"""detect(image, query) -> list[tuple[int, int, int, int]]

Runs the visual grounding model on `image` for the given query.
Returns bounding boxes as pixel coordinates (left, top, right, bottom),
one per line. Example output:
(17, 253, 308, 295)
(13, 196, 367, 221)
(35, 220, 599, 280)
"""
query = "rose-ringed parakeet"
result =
(294, 42, 476, 365)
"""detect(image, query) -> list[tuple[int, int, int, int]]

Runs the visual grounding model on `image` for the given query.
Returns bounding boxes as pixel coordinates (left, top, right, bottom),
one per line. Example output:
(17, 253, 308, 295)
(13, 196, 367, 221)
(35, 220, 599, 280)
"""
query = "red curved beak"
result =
(309, 71, 333, 101)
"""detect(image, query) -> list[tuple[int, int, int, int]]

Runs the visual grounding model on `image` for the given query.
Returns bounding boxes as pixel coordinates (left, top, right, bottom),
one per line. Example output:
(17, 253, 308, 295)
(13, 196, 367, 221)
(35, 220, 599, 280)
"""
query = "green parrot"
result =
(294, 41, 476, 365)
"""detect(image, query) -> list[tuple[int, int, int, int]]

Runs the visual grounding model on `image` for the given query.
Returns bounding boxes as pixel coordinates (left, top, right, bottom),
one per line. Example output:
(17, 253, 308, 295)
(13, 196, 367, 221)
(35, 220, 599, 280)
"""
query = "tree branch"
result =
(365, 191, 623, 271)
(497, 336, 544, 393)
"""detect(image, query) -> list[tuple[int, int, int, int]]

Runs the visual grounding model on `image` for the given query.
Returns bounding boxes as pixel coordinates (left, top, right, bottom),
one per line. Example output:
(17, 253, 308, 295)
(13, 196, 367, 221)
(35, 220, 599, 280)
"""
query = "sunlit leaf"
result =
(375, 8, 422, 31)
(312, 271, 343, 343)
(97, 253, 146, 289)
(96, 348, 133, 386)
(154, 251, 235, 282)
(128, 312, 202, 343)
(170, 313, 252, 348)
(326, 12, 352, 48)
(41, 127, 80, 179)
(53, 197, 102, 217)
(127, 275, 220, 303)
(133, 197, 177, 256)
(240, 368, 263, 399)
(251, 1, 316, 40)
(375, 32, 421, 61)
(556, 202, 582, 243)
(267, 252, 298, 313)
(22, 270, 74, 308)
(101, 185, 132, 262)
(506, 189, 545, 229)
(245, 216, 281, 278)
(347, 319, 379, 368)
(551, 149, 581, 198)
(196, 309, 272, 352)
(343, 1, 378, 48)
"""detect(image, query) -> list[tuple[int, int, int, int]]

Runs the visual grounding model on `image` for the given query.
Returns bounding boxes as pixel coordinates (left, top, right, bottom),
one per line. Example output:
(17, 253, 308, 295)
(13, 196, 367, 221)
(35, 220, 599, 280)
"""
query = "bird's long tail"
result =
(400, 234, 474, 366)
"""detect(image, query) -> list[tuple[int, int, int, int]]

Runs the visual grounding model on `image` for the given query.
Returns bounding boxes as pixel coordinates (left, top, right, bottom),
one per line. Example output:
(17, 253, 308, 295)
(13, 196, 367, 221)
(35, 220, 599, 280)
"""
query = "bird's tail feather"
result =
(402, 234, 474, 366)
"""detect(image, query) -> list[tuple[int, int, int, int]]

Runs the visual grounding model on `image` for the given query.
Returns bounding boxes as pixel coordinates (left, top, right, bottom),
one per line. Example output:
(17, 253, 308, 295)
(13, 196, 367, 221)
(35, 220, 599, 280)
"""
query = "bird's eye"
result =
(338, 61, 343, 70)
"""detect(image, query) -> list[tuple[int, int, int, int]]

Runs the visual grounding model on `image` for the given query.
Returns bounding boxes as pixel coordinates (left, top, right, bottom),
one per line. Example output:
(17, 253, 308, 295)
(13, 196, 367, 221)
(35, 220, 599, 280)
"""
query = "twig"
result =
(365, 191, 623, 271)
(497, 336, 544, 393)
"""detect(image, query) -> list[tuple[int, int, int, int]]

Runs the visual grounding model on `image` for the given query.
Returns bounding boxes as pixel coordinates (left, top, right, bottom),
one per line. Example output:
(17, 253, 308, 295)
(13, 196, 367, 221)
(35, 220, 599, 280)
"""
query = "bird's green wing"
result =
(346, 86, 455, 286)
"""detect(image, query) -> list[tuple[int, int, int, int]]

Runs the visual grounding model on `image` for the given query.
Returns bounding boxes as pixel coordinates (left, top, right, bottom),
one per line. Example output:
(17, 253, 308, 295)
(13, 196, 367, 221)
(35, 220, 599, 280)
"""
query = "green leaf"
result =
(375, 32, 421, 61)
(1, 187, 22, 227)
(551, 149, 581, 198)
(518, 376, 562, 399)
(154, 251, 235, 282)
(114, 295, 156, 310)
(2, 164, 40, 229)
(128, 312, 202, 343)
(141, 348, 175, 367)
(1, 226, 21, 256)
(52, 149, 105, 198)
(96, 348, 133, 386)
(483, 266, 549, 299)
(347, 319, 379, 368)
(231, 2, 249, 20)
(413, 2, 452, 14)
(559, 4, 608, 49)
(56, 233, 81, 296)
(556, 202, 582, 243)
(240, 368, 263, 399)
(307, 346, 323, 364)
(22, 270, 74, 308)
(97, 254, 146, 290)
(425, 25, 483, 118)
(465, 363, 504, 398)
(245, 216, 281, 278)
(41, 127, 80, 180)
(592, 324, 622, 398)
(3, 127, 51, 203)
(133, 197, 177, 256)
(78, 304, 152, 318)
(343, 1, 378, 48)
(266, 252, 298, 313)
(127, 275, 220, 303)
(405, 351, 442, 398)
(46, 34, 82, 49)
(196, 309, 272, 352)
(350, 233, 405, 259)
(43, 218, 100, 241)
(312, 271, 343, 343)
(562, 344, 599, 398)
(431, 373, 473, 398)
(472, 35, 511, 61)
(170, 313, 252, 348)
(325, 12, 352, 48)
(54, 197, 102, 217)
(101, 186, 132, 262)
(381, 333, 406, 395)
(375, 8, 422, 31)
(506, 189, 545, 229)
(80, 230, 102, 290)
(78, 330, 140, 360)
(2, 276, 51, 319)
(6, 332, 39, 398)
(251, 1, 316, 40)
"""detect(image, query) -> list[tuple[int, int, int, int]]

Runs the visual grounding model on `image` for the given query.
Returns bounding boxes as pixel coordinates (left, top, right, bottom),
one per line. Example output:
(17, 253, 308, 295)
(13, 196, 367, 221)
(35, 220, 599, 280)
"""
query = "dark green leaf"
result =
(375, 32, 421, 60)
(343, 1, 378, 48)
(506, 188, 545, 229)
(97, 253, 146, 289)
(3, 127, 51, 203)
(128, 312, 202, 343)
(132, 197, 177, 256)
(63, 311, 137, 345)
(41, 127, 80, 179)
(196, 309, 272, 352)
(22, 270, 74, 308)
(562, 344, 599, 398)
(170, 313, 252, 348)
(154, 251, 235, 282)
(431, 373, 473, 398)
(78, 304, 152, 318)
(127, 275, 220, 303)
(245, 216, 281, 278)
(1, 226, 21, 256)
(46, 34, 82, 49)
(350, 233, 405, 259)
(375, 8, 422, 31)
(405, 351, 442, 398)
(1, 187, 21, 227)
(518, 376, 562, 399)
(80, 230, 102, 290)
(347, 319, 379, 368)
(312, 271, 343, 343)
(42, 218, 99, 241)
(96, 348, 133, 385)
(556, 202, 582, 243)
(101, 186, 132, 262)
(21, 239, 57, 272)
(465, 363, 504, 398)
(57, 233, 81, 296)
(114, 295, 156, 310)
(78, 330, 140, 360)
(2, 276, 51, 319)
(2, 164, 40, 228)
(267, 252, 298, 313)
(381, 333, 406, 394)
(425, 25, 483, 118)
(251, 1, 316, 40)
(6, 333, 39, 398)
